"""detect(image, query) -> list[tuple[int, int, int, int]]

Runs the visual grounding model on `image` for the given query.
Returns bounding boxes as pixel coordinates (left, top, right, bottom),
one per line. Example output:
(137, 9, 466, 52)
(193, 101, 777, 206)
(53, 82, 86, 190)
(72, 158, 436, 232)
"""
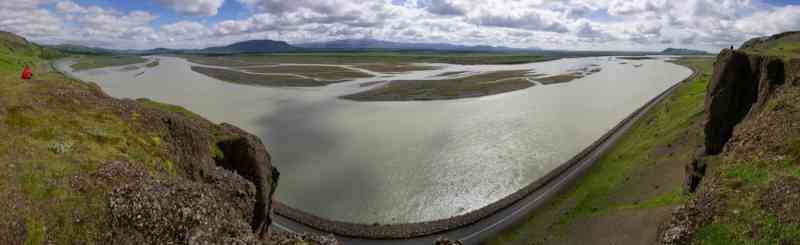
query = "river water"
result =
(55, 56, 691, 224)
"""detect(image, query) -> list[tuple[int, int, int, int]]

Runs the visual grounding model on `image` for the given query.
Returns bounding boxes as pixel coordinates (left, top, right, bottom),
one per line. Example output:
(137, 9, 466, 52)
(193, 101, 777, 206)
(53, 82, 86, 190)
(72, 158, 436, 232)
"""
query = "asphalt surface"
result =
(270, 73, 692, 245)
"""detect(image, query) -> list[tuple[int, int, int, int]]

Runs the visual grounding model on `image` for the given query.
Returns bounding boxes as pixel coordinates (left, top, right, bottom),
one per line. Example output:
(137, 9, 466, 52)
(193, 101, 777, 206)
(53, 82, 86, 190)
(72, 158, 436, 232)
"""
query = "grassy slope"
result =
(0, 35, 204, 244)
(489, 57, 713, 244)
(0, 32, 62, 74)
(743, 32, 800, 59)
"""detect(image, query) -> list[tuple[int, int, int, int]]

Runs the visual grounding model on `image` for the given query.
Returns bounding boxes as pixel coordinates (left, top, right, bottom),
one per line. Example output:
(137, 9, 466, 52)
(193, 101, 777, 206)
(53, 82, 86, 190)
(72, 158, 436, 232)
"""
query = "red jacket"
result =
(21, 67, 32, 80)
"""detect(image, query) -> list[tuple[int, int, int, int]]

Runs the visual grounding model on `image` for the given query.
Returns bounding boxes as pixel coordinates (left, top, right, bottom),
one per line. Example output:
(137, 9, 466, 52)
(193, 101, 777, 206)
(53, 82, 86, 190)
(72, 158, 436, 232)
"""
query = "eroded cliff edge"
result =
(62, 87, 281, 243)
(0, 29, 335, 243)
(660, 33, 800, 244)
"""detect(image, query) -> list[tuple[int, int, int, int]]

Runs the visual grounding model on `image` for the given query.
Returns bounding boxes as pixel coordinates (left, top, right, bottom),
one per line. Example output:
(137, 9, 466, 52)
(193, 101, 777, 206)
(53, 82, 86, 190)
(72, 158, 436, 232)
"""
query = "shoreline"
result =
(272, 63, 702, 239)
(52, 56, 699, 240)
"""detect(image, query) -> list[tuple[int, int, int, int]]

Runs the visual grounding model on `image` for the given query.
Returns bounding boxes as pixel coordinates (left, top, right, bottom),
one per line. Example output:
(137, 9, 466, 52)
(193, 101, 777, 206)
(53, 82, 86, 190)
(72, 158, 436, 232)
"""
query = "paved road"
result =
(271, 72, 693, 245)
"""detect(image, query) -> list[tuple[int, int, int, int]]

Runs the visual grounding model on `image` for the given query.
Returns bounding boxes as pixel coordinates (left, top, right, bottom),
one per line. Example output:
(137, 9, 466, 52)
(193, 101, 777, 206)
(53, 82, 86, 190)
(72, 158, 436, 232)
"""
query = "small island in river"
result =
(342, 70, 535, 101)
(190, 65, 374, 87)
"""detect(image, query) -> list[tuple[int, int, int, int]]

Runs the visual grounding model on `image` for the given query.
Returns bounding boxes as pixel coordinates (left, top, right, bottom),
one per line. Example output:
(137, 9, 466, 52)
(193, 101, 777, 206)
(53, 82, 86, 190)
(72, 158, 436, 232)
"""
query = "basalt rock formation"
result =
(662, 38, 800, 244)
(702, 50, 786, 156)
(104, 98, 282, 243)
(47, 85, 284, 243)
(216, 123, 281, 238)
(681, 49, 793, 195)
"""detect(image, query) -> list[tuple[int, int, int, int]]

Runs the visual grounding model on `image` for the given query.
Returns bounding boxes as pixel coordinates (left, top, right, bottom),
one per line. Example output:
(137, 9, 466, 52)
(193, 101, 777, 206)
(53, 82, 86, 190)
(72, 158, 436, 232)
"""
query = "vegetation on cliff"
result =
(660, 32, 800, 245)
(0, 31, 304, 244)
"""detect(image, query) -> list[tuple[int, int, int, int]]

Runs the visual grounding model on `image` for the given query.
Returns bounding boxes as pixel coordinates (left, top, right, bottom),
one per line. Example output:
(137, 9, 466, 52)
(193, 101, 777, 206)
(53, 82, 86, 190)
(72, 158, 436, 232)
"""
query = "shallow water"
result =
(55, 56, 691, 224)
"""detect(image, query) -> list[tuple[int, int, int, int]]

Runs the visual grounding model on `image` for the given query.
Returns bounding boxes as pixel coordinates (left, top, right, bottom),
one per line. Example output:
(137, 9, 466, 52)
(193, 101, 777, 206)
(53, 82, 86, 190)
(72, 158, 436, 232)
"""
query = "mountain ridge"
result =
(295, 38, 540, 52)
(48, 38, 544, 55)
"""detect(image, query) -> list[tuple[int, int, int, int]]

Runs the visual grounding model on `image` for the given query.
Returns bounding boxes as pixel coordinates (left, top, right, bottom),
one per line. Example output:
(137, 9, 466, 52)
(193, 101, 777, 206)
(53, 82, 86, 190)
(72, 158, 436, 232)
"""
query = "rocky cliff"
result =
(661, 33, 800, 244)
(0, 30, 337, 244)
(63, 88, 281, 243)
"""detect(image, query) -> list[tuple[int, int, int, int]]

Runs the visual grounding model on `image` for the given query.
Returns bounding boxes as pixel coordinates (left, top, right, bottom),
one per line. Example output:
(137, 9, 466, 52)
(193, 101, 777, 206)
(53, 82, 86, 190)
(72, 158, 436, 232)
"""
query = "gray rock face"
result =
(216, 123, 280, 238)
(704, 50, 760, 155)
(704, 50, 786, 155)
(104, 99, 283, 243)
(665, 45, 795, 245)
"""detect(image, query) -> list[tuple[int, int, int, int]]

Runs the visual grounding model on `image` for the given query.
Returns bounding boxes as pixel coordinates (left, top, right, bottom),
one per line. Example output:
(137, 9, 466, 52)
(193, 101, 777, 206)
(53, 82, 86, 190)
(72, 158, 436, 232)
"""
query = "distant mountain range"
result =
(203, 40, 296, 53)
(47, 38, 716, 57)
(295, 38, 540, 52)
(660, 48, 710, 55)
(48, 38, 540, 55)
(44, 44, 114, 55)
(47, 39, 296, 55)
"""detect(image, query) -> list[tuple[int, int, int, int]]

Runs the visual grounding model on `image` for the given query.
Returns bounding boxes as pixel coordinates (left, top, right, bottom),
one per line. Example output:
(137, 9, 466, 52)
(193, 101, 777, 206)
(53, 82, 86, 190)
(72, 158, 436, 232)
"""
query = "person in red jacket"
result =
(21, 65, 33, 80)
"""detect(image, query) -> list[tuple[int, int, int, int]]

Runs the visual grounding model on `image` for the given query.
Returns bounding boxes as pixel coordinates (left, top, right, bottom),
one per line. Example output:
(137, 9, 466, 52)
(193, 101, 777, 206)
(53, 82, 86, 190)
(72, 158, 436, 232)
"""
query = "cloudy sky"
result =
(1, 0, 799, 51)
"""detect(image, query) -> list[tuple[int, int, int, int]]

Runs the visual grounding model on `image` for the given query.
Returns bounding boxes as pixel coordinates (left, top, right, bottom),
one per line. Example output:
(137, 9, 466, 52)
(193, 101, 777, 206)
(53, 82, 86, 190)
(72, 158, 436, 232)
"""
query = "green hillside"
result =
(0, 31, 312, 244)
(741, 31, 800, 58)
(0, 31, 63, 74)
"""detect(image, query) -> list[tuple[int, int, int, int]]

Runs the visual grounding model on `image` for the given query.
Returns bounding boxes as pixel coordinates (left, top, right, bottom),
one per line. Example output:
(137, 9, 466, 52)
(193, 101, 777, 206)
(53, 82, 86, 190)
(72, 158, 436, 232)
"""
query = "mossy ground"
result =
(489, 57, 713, 245)
(0, 41, 222, 243)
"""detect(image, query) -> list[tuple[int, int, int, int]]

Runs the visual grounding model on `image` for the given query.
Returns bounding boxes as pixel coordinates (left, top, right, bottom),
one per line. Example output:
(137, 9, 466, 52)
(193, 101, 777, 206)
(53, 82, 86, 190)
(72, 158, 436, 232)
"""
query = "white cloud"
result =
(466, 8, 569, 33)
(0, 0, 62, 37)
(608, 0, 669, 16)
(0, 0, 53, 9)
(736, 5, 800, 36)
(162, 21, 209, 36)
(4, 0, 799, 51)
(56, 1, 87, 14)
(153, 0, 226, 16)
(424, 0, 468, 15)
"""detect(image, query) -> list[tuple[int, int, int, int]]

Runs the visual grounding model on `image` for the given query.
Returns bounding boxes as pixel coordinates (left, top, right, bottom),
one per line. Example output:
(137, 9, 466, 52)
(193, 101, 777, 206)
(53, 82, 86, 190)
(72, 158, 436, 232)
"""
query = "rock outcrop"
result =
(216, 123, 280, 238)
(71, 91, 284, 243)
(681, 49, 792, 193)
(703, 50, 785, 155)
(664, 39, 800, 244)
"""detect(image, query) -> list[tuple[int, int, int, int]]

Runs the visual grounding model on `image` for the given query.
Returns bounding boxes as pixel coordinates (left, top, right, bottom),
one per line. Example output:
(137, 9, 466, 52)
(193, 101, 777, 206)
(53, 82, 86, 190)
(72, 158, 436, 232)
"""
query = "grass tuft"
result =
(694, 223, 740, 245)
(47, 141, 73, 154)
(725, 163, 769, 187)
